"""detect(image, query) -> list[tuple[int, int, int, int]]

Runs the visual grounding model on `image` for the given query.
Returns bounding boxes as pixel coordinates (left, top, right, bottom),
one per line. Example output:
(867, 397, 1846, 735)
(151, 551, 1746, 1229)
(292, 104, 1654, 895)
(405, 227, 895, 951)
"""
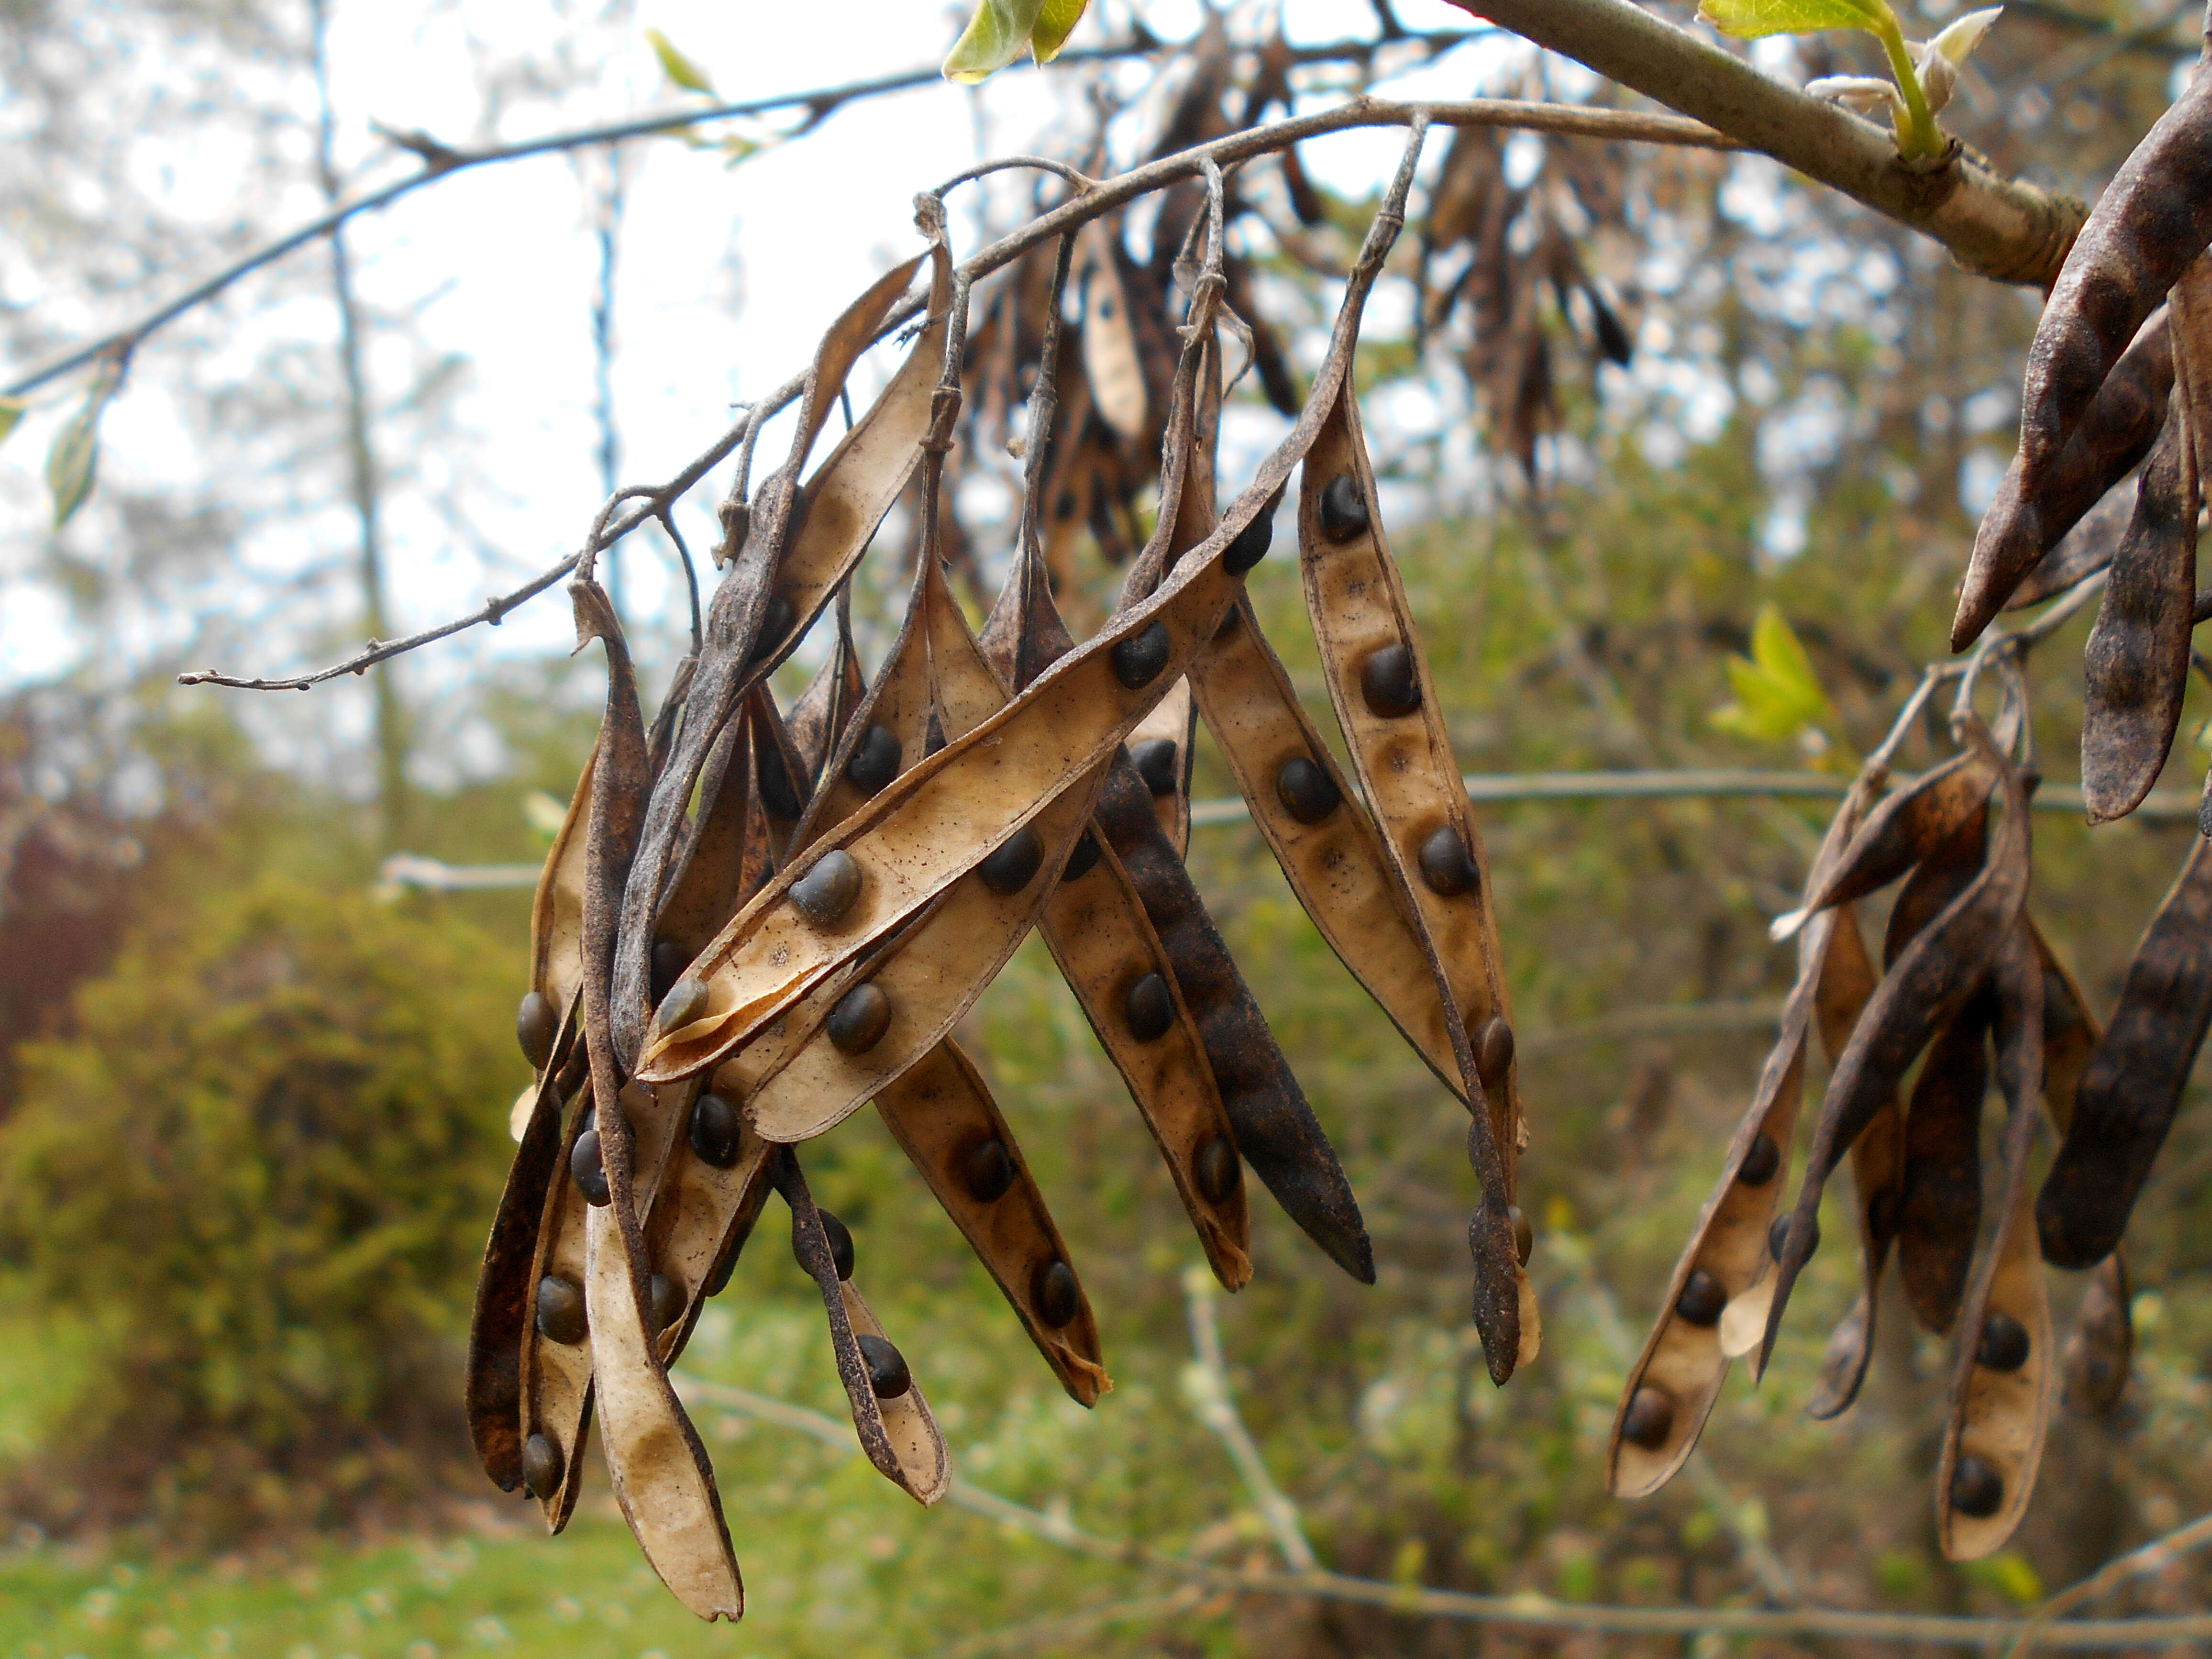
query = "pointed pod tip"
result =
(1769, 908, 1808, 943)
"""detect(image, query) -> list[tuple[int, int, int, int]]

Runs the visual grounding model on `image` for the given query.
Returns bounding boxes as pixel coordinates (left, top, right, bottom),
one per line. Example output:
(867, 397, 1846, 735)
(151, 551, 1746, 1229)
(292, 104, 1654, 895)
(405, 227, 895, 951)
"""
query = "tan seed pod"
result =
(1935, 922, 2053, 1562)
(2061, 1253, 2134, 1419)
(1897, 1003, 1991, 1336)
(528, 742, 598, 1017)
(1775, 745, 2000, 935)
(873, 1041, 1110, 1404)
(784, 587, 868, 791)
(1080, 221, 1148, 443)
(639, 1112, 776, 1366)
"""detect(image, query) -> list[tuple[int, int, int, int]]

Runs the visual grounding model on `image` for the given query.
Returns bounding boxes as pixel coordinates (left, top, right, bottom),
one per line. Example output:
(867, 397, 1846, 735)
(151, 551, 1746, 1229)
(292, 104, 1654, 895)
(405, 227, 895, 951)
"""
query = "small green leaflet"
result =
(646, 28, 715, 97)
(1710, 604, 1847, 761)
(46, 369, 117, 531)
(1698, 0, 1890, 39)
(942, 0, 1091, 82)
(0, 398, 24, 451)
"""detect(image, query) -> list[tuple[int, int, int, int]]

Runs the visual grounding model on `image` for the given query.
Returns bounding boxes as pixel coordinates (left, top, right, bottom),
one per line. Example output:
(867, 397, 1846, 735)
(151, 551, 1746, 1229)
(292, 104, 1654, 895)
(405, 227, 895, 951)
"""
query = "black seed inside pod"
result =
(649, 1273, 683, 1334)
(1032, 1258, 1081, 1328)
(978, 827, 1045, 896)
(1132, 738, 1179, 796)
(746, 595, 796, 666)
(705, 1241, 740, 1298)
(1977, 1312, 2031, 1373)
(1110, 620, 1172, 689)
(1224, 513, 1273, 575)
(1507, 1203, 1534, 1267)
(1419, 826, 1480, 896)
(535, 1273, 587, 1345)
(827, 982, 892, 1055)
(757, 744, 801, 820)
(1063, 832, 1102, 882)
(1770, 1212, 1818, 1264)
(689, 1092, 741, 1169)
(1125, 972, 1174, 1042)
(960, 1138, 1017, 1204)
(657, 973, 711, 1034)
(1194, 1136, 1241, 1205)
(517, 991, 557, 1071)
(1868, 1187, 1902, 1244)
(1360, 643, 1422, 718)
(571, 1128, 610, 1206)
(1675, 1268, 1727, 1328)
(791, 849, 863, 926)
(845, 724, 901, 795)
(650, 940, 689, 1004)
(1476, 1016, 1515, 1088)
(1318, 473, 1369, 542)
(1620, 1385, 1675, 1450)
(1737, 1132, 1781, 1187)
(1950, 1454, 2005, 1518)
(521, 1433, 563, 1501)
(858, 1332, 911, 1399)
(1275, 756, 1340, 825)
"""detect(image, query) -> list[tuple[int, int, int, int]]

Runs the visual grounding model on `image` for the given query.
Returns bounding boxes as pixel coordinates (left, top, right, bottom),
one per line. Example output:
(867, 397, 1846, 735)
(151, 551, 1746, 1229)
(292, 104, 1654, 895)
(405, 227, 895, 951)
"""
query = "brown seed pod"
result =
(1935, 922, 2054, 1562)
(2080, 387, 2199, 824)
(2038, 830, 2212, 1267)
(1126, 680, 1196, 852)
(1759, 719, 2031, 1377)
(874, 1042, 1109, 1404)
(784, 587, 868, 791)
(2016, 64, 2212, 491)
(775, 1152, 949, 1504)
(2061, 1253, 2134, 1418)
(1956, 310, 2172, 646)
(1781, 746, 1999, 930)
(2002, 482, 2137, 615)
(1607, 773, 1881, 1499)
(1897, 1003, 1991, 1336)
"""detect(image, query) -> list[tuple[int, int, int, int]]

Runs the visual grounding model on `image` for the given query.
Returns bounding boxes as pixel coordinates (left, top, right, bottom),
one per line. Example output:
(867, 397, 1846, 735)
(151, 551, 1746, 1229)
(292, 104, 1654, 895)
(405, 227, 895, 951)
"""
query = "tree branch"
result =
(1454, 0, 2087, 287)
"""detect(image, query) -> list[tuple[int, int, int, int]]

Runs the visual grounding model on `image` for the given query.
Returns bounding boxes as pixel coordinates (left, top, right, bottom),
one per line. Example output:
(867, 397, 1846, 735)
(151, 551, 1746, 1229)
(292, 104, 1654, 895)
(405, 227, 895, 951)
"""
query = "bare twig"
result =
(2008, 1509, 2212, 1657)
(1180, 1266, 1321, 1573)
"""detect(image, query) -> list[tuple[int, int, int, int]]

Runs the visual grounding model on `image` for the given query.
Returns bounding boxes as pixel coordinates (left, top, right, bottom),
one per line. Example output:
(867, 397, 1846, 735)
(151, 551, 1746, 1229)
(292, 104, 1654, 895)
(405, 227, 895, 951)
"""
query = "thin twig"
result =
(1180, 1266, 1321, 1573)
(2007, 1509, 2212, 1657)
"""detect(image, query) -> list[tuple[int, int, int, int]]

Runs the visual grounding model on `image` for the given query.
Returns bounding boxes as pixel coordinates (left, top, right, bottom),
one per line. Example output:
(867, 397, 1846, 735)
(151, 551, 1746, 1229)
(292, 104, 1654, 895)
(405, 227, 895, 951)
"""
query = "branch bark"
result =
(1455, 0, 2087, 287)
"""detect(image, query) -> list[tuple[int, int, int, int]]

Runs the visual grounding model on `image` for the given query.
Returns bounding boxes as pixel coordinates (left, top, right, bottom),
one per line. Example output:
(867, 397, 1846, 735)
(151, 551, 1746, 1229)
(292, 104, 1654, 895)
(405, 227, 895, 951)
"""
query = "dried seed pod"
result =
(2002, 483, 2135, 614)
(1785, 746, 1999, 928)
(874, 1043, 1108, 1403)
(1610, 773, 1882, 1498)
(1956, 310, 2172, 645)
(784, 588, 868, 790)
(1936, 922, 2053, 1562)
(1898, 1004, 1991, 1335)
(2061, 1253, 2134, 1418)
(2080, 387, 2199, 823)
(637, 1078, 774, 1364)
(2038, 831, 2212, 1266)
(2016, 67, 2212, 490)
(1126, 679, 1195, 850)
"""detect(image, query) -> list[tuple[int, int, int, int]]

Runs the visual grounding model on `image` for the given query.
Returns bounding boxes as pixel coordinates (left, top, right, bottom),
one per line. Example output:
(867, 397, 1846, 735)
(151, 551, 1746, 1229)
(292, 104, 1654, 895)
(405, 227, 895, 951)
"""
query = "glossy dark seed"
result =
(827, 982, 892, 1054)
(1063, 832, 1102, 882)
(571, 1128, 610, 1206)
(1418, 826, 1480, 896)
(517, 991, 557, 1071)
(1476, 1017, 1515, 1088)
(1110, 620, 1172, 689)
(705, 1239, 740, 1297)
(658, 973, 710, 1033)
(820, 1209, 856, 1280)
(1508, 1204, 1534, 1266)
(1675, 1268, 1727, 1327)
(960, 1138, 1017, 1204)
(1620, 1385, 1675, 1450)
(535, 1273, 587, 1345)
(1132, 738, 1179, 796)
(1977, 1311, 2031, 1373)
(1032, 1258, 1081, 1328)
(791, 849, 863, 925)
(1274, 756, 1340, 824)
(1360, 643, 1422, 718)
(845, 724, 901, 795)
(689, 1092, 741, 1168)
(1125, 971, 1174, 1042)
(1318, 473, 1369, 542)
(978, 827, 1045, 896)
(1950, 1454, 2004, 1518)
(1194, 1135, 1241, 1205)
(1737, 1133, 1781, 1186)
(650, 940, 689, 1004)
(747, 594, 795, 665)
(757, 743, 801, 820)
(521, 1433, 563, 1501)
(1770, 1212, 1818, 1263)
(649, 1272, 683, 1334)
(858, 1332, 911, 1399)
(1224, 513, 1273, 575)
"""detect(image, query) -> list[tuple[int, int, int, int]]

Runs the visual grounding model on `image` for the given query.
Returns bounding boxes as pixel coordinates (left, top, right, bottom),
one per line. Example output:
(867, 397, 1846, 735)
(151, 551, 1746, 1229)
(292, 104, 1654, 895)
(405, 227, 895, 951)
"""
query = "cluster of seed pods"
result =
(466, 122, 1538, 1620)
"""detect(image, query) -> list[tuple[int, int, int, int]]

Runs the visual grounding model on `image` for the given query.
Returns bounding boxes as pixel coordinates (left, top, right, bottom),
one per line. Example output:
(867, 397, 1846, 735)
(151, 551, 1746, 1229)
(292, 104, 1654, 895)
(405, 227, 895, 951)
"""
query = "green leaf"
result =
(645, 28, 716, 96)
(1029, 0, 1091, 63)
(1697, 0, 1890, 40)
(1710, 605, 1846, 761)
(45, 372, 115, 530)
(0, 399, 24, 452)
(943, 0, 1048, 83)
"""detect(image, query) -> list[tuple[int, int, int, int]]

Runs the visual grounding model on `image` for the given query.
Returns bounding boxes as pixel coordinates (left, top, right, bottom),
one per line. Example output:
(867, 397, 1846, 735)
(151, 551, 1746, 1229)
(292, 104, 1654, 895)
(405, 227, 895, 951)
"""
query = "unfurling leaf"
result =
(46, 368, 117, 530)
(1698, 0, 1890, 40)
(645, 28, 716, 96)
(1029, 0, 1089, 62)
(1710, 605, 1846, 760)
(943, 0, 1092, 82)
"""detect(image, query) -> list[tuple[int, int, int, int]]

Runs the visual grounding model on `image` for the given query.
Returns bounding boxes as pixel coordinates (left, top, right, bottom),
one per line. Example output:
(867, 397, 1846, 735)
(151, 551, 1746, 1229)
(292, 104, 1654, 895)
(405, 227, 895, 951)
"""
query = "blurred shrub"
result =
(0, 874, 522, 1535)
